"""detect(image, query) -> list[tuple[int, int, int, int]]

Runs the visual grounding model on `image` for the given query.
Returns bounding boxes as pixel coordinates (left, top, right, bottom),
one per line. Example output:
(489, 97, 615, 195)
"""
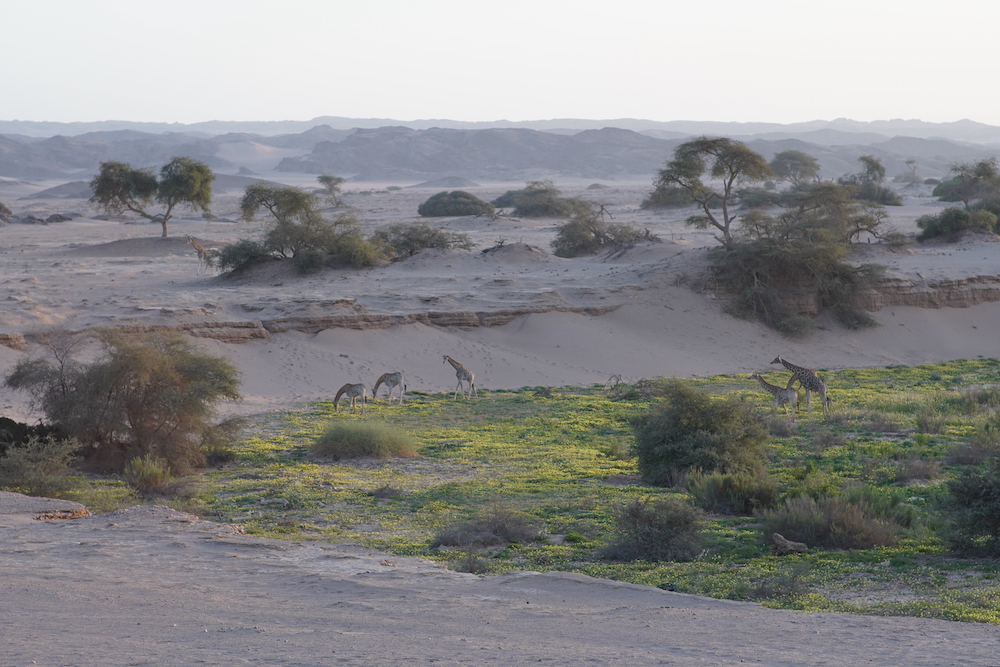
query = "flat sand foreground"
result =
(3, 492, 1000, 667)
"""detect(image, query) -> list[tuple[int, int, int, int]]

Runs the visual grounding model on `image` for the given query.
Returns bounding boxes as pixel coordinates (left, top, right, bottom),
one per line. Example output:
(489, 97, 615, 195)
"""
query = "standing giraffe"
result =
(443, 355, 476, 399)
(771, 357, 828, 415)
(373, 372, 405, 405)
(333, 383, 368, 414)
(749, 373, 798, 421)
(185, 235, 212, 274)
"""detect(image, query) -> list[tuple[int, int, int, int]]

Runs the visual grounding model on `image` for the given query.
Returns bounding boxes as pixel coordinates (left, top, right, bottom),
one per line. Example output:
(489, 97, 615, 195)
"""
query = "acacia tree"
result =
(89, 157, 214, 237)
(769, 150, 820, 188)
(649, 137, 772, 248)
(934, 158, 1000, 209)
(317, 174, 346, 207)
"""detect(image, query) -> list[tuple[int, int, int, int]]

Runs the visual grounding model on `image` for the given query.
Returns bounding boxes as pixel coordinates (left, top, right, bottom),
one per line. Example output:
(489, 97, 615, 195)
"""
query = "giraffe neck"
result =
(447, 357, 464, 372)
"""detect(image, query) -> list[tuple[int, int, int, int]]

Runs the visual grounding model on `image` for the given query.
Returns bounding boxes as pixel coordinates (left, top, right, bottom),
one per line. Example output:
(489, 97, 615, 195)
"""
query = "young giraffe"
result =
(185, 235, 212, 274)
(771, 356, 829, 415)
(749, 373, 798, 421)
(373, 372, 405, 405)
(443, 355, 477, 400)
(333, 382, 368, 415)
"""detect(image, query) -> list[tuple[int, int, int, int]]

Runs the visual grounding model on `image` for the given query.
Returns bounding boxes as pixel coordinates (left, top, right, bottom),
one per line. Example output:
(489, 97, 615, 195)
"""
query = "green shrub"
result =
(604, 496, 704, 561)
(417, 191, 494, 217)
(291, 248, 327, 274)
(757, 494, 899, 549)
(311, 422, 417, 459)
(551, 208, 653, 258)
(944, 459, 1000, 555)
(432, 500, 542, 547)
(492, 180, 589, 218)
(687, 470, 780, 515)
(122, 453, 175, 495)
(640, 185, 692, 209)
(372, 222, 475, 258)
(916, 207, 997, 241)
(630, 379, 769, 484)
(213, 239, 271, 273)
(0, 435, 81, 497)
(4, 329, 241, 473)
(915, 407, 945, 434)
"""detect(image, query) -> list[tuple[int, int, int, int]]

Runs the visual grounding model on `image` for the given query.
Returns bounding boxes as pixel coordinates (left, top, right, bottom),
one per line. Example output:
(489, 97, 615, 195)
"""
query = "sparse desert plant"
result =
(604, 496, 704, 561)
(895, 456, 941, 484)
(867, 412, 902, 433)
(0, 435, 81, 497)
(630, 379, 769, 484)
(551, 207, 654, 258)
(492, 180, 589, 218)
(916, 207, 997, 241)
(372, 221, 475, 259)
(311, 422, 417, 460)
(417, 190, 494, 217)
(915, 407, 945, 434)
(317, 174, 346, 207)
(639, 184, 692, 209)
(746, 562, 813, 601)
(4, 328, 241, 473)
(687, 470, 780, 515)
(757, 494, 899, 550)
(944, 459, 1000, 555)
(432, 500, 542, 547)
(838, 155, 902, 206)
(213, 239, 272, 273)
(122, 453, 177, 495)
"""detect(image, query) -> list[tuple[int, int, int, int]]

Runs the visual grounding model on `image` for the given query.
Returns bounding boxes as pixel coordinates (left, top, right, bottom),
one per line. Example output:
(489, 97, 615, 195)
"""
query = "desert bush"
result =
(630, 380, 769, 484)
(746, 562, 812, 601)
(432, 500, 542, 547)
(640, 185, 692, 209)
(811, 430, 847, 451)
(757, 494, 899, 549)
(944, 460, 1000, 555)
(687, 470, 780, 515)
(0, 416, 62, 458)
(213, 239, 272, 273)
(915, 407, 945, 434)
(0, 435, 81, 497)
(551, 207, 654, 258)
(291, 248, 327, 274)
(0, 201, 11, 220)
(317, 174, 346, 207)
(867, 412, 901, 432)
(737, 187, 783, 209)
(4, 329, 241, 473)
(604, 496, 704, 561)
(311, 422, 417, 460)
(122, 453, 176, 495)
(417, 190, 494, 217)
(372, 221, 475, 258)
(838, 156, 902, 206)
(895, 456, 941, 484)
(492, 180, 588, 218)
(916, 207, 997, 241)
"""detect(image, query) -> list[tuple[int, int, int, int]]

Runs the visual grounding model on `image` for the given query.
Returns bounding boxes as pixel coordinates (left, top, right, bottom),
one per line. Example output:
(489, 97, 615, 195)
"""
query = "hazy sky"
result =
(4, 0, 998, 126)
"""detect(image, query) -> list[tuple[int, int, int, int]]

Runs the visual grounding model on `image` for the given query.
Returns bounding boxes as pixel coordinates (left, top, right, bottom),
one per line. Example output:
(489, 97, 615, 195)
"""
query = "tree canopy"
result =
(933, 158, 1000, 209)
(648, 137, 773, 248)
(89, 157, 214, 237)
(769, 150, 820, 187)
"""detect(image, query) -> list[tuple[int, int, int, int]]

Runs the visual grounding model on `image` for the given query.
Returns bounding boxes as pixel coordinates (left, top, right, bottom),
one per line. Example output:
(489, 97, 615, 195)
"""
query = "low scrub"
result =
(123, 453, 179, 495)
(311, 422, 417, 459)
(0, 435, 81, 497)
(372, 222, 475, 259)
(687, 470, 780, 515)
(945, 460, 1000, 555)
(492, 180, 589, 218)
(757, 494, 899, 549)
(417, 191, 494, 217)
(604, 496, 704, 561)
(916, 207, 997, 241)
(432, 501, 542, 547)
(551, 208, 655, 258)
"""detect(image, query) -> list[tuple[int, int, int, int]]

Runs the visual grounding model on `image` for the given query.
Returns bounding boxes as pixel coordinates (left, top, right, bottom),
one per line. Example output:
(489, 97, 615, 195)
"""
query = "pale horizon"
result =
(4, 0, 999, 127)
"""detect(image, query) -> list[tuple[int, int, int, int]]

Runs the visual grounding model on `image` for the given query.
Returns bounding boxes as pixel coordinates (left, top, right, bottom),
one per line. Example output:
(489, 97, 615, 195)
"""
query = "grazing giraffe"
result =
(749, 373, 798, 421)
(771, 356, 829, 415)
(373, 371, 405, 405)
(443, 355, 476, 400)
(333, 383, 368, 414)
(185, 235, 212, 274)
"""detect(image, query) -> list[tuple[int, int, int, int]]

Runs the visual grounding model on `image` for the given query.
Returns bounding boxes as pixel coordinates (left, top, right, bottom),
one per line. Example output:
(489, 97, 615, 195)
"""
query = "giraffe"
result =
(373, 372, 405, 405)
(333, 383, 368, 414)
(771, 356, 828, 415)
(185, 235, 212, 274)
(749, 373, 798, 421)
(443, 355, 476, 399)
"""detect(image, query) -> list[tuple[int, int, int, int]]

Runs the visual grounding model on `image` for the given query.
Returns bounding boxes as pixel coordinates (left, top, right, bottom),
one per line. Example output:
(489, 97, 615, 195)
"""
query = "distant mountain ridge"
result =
(2, 118, 1000, 183)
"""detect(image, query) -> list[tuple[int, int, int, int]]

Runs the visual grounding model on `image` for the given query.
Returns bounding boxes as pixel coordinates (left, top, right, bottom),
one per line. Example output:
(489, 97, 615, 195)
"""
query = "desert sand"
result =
(3, 179, 1000, 664)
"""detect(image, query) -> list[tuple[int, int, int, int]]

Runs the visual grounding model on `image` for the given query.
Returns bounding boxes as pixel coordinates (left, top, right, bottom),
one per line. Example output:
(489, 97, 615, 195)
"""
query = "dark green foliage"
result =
(3, 329, 241, 473)
(122, 453, 176, 495)
(916, 207, 998, 241)
(417, 190, 494, 217)
(838, 155, 902, 206)
(492, 180, 589, 218)
(432, 501, 542, 547)
(945, 460, 1000, 555)
(0, 435, 81, 497)
(90, 157, 214, 237)
(770, 150, 820, 187)
(687, 470, 780, 515)
(0, 417, 61, 458)
(551, 207, 655, 257)
(647, 137, 773, 247)
(630, 380, 769, 484)
(237, 183, 383, 272)
(737, 187, 783, 209)
(291, 249, 327, 274)
(311, 422, 417, 459)
(757, 494, 899, 549)
(372, 222, 475, 258)
(214, 239, 272, 273)
(640, 185, 692, 209)
(605, 496, 704, 561)
(933, 159, 1000, 208)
